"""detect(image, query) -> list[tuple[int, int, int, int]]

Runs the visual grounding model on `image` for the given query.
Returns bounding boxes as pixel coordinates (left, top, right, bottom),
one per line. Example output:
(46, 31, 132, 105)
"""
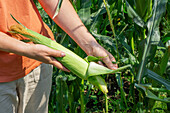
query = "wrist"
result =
(81, 39, 99, 55)
(20, 43, 34, 57)
(73, 30, 99, 55)
(0, 32, 32, 56)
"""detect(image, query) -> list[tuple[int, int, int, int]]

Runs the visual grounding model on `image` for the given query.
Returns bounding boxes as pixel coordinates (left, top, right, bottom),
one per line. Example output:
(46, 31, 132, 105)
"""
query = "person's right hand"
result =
(24, 44, 70, 72)
(0, 32, 69, 72)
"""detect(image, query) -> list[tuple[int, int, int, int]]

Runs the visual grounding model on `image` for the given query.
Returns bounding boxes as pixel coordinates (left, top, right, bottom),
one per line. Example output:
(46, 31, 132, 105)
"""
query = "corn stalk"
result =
(126, 0, 170, 106)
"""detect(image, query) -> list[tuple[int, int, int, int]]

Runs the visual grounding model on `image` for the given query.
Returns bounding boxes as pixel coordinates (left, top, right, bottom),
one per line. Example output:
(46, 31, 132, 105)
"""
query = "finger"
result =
(48, 48, 66, 58)
(50, 57, 70, 72)
(102, 56, 117, 70)
(97, 61, 104, 66)
(106, 51, 116, 62)
(34, 44, 65, 58)
(106, 51, 118, 68)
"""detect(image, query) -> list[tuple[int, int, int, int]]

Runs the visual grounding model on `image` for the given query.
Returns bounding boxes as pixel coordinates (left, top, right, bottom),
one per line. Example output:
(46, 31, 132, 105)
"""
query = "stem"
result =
(130, 71, 135, 100)
(105, 94, 108, 113)
(119, 73, 128, 108)
(59, 78, 64, 113)
(115, 40, 120, 62)
(68, 85, 74, 113)
(80, 80, 85, 113)
(139, 92, 143, 103)
(103, 0, 116, 37)
(103, 0, 120, 62)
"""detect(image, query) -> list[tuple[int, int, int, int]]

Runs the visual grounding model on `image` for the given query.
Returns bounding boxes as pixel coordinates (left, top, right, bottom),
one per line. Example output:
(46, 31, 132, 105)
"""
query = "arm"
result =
(38, 0, 118, 70)
(0, 32, 69, 72)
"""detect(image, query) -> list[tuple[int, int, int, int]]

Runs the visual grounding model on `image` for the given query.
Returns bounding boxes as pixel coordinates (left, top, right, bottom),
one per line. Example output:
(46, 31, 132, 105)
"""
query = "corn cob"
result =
(9, 17, 131, 94)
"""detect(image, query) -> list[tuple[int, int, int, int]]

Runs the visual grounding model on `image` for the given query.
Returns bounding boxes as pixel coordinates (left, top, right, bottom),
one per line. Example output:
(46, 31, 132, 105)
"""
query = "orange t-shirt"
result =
(0, 0, 54, 82)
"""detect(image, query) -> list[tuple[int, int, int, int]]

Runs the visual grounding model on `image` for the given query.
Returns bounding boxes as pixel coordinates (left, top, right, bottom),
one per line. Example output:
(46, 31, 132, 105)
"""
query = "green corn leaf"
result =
(135, 0, 148, 19)
(125, 0, 145, 28)
(160, 48, 170, 75)
(90, 31, 117, 51)
(145, 69, 170, 90)
(137, 0, 168, 83)
(77, 0, 91, 27)
(162, 36, 170, 43)
(118, 0, 123, 13)
(138, 84, 170, 92)
(135, 84, 170, 103)
(55, 72, 68, 113)
(135, 0, 152, 21)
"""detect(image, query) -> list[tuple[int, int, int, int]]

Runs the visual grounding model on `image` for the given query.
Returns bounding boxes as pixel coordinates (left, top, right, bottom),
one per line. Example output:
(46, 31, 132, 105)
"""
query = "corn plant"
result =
(126, 0, 170, 112)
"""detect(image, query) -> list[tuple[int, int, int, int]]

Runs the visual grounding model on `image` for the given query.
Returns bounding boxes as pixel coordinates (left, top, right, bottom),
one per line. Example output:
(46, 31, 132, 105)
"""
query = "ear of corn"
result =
(10, 24, 89, 80)
(9, 16, 131, 94)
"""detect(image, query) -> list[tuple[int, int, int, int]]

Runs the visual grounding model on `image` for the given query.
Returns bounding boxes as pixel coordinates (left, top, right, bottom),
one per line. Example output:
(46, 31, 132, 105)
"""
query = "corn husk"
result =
(9, 16, 131, 94)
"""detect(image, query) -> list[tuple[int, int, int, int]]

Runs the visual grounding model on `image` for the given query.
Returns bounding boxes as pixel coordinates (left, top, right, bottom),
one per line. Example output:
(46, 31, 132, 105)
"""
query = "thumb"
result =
(49, 49, 66, 58)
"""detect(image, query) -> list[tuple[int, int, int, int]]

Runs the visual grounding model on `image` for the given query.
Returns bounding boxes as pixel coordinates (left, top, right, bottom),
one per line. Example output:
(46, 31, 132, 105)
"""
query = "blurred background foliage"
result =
(34, 0, 170, 112)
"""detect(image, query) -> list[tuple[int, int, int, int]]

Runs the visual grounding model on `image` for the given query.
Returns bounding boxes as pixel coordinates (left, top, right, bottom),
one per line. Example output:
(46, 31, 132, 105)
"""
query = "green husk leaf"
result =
(84, 55, 107, 62)
(10, 14, 26, 28)
(84, 56, 101, 62)
(88, 76, 108, 94)
(87, 62, 131, 77)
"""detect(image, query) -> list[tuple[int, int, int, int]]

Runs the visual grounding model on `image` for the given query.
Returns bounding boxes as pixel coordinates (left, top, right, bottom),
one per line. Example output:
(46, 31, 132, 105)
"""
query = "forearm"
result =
(0, 32, 29, 56)
(38, 0, 98, 55)
(0, 32, 69, 71)
(38, 0, 118, 69)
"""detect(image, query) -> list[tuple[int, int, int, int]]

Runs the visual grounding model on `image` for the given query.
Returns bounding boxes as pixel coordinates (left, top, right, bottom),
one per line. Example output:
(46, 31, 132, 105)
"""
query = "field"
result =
(34, 0, 170, 112)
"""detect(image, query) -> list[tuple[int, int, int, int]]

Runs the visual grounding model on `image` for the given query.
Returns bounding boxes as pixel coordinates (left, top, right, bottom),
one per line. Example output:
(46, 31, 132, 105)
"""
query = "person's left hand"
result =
(88, 43, 118, 70)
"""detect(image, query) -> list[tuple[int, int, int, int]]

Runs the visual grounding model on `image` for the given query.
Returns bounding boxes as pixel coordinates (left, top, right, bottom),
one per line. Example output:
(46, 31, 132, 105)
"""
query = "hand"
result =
(24, 44, 70, 72)
(0, 32, 68, 72)
(89, 43, 118, 70)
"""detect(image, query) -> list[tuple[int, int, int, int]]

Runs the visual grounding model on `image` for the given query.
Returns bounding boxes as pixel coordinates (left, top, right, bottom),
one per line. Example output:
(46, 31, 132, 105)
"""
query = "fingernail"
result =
(61, 53, 65, 57)
(111, 66, 117, 70)
(64, 67, 70, 72)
